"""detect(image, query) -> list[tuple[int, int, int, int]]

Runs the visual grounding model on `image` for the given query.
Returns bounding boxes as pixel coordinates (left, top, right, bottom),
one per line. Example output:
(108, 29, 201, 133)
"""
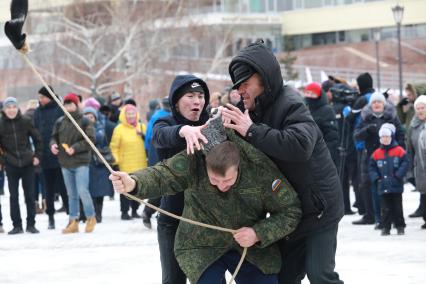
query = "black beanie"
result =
(38, 85, 55, 100)
(356, 73, 373, 94)
(173, 81, 205, 105)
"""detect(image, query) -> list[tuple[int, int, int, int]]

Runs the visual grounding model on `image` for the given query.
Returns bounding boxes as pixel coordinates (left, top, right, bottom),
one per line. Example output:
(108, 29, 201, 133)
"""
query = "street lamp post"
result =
(392, 4, 404, 99)
(373, 28, 381, 91)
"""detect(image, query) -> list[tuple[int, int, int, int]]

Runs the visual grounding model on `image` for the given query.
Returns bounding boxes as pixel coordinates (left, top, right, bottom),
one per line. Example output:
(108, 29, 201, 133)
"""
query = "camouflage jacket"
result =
(130, 130, 301, 283)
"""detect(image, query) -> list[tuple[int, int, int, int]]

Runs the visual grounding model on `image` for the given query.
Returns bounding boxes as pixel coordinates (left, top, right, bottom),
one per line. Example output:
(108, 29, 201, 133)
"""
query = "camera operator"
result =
(340, 73, 377, 225)
(330, 83, 359, 215)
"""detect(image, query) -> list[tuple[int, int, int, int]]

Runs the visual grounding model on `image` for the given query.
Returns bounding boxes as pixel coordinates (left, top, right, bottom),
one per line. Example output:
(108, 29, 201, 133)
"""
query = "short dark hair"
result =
(205, 141, 240, 176)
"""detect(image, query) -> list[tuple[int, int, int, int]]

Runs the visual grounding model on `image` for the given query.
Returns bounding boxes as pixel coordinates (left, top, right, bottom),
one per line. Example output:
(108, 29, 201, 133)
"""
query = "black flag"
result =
(4, 0, 28, 50)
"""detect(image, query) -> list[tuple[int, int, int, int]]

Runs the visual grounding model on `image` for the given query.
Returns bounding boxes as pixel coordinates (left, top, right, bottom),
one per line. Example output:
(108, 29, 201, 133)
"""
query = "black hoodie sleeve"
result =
(152, 118, 186, 150)
(246, 100, 319, 162)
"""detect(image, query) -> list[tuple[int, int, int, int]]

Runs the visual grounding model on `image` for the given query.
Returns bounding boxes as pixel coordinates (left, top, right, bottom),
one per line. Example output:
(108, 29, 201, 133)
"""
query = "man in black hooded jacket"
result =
(222, 41, 344, 284)
(152, 74, 210, 284)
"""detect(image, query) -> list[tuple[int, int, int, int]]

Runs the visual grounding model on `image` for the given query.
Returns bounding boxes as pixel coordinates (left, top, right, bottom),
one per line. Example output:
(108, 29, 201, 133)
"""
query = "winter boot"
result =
(141, 212, 152, 229)
(26, 226, 40, 234)
(8, 227, 24, 235)
(381, 228, 390, 236)
(62, 219, 79, 234)
(85, 217, 97, 233)
(0, 225, 4, 233)
(131, 209, 141, 218)
(121, 212, 132, 220)
(48, 215, 55, 230)
(421, 223, 426, 229)
(396, 227, 405, 235)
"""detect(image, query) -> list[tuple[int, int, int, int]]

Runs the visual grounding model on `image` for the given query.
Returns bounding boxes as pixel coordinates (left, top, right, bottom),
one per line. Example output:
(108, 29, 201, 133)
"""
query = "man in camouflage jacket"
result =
(110, 130, 301, 283)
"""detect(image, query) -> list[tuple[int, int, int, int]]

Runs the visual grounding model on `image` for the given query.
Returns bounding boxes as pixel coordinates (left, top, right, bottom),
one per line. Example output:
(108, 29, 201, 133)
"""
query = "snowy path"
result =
(0, 183, 425, 284)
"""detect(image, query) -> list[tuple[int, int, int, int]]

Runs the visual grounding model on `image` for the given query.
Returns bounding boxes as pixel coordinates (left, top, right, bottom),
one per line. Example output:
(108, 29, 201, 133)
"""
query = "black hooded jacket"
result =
(0, 111, 42, 168)
(305, 93, 339, 164)
(229, 42, 343, 240)
(152, 75, 210, 227)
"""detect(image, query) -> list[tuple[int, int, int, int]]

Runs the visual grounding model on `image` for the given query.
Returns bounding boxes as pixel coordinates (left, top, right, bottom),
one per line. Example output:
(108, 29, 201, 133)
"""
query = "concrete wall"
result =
(281, 0, 426, 35)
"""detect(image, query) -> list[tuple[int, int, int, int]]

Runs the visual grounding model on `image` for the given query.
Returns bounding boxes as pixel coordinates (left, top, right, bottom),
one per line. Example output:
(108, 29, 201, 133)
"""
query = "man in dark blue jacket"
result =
(222, 41, 344, 284)
(152, 75, 210, 284)
(33, 86, 68, 229)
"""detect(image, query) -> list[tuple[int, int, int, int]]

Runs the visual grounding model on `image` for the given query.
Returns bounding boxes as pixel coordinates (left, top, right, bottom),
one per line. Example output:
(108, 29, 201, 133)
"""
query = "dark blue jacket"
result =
(152, 74, 210, 227)
(368, 141, 409, 195)
(33, 101, 64, 169)
(89, 116, 114, 198)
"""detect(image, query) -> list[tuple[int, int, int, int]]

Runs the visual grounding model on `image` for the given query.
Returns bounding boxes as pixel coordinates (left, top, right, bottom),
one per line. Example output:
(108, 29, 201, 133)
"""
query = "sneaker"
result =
(141, 212, 152, 229)
(352, 217, 375, 225)
(381, 229, 390, 236)
(396, 227, 405, 235)
(8, 227, 24, 235)
(0, 225, 4, 233)
(26, 226, 40, 234)
(48, 215, 55, 230)
(121, 213, 132, 220)
(421, 223, 426, 229)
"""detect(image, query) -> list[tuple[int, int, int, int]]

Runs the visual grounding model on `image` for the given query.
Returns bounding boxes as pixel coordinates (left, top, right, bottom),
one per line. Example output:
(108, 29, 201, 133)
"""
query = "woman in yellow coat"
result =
(110, 104, 147, 220)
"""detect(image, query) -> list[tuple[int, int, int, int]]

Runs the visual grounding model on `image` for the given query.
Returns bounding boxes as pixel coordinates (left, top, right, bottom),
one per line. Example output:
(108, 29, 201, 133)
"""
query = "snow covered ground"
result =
(0, 183, 425, 284)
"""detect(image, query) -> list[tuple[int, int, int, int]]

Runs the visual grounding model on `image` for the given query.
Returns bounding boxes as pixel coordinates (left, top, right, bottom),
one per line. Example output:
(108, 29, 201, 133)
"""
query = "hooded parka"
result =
(229, 42, 343, 240)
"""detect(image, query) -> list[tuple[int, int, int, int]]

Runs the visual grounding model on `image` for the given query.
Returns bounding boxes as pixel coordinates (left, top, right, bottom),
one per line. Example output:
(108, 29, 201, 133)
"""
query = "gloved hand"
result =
(342, 106, 352, 118)
(367, 124, 378, 134)
(398, 97, 409, 106)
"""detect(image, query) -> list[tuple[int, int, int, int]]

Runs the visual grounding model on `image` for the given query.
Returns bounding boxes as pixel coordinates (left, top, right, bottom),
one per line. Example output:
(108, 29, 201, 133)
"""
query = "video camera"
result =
(330, 84, 359, 107)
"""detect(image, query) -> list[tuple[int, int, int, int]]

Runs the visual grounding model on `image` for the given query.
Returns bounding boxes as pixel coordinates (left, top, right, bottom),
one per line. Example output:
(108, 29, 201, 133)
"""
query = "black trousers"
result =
(341, 153, 358, 213)
(5, 165, 36, 228)
(380, 193, 405, 230)
(42, 167, 69, 216)
(143, 197, 161, 218)
(359, 150, 374, 222)
(421, 194, 426, 222)
(0, 201, 3, 226)
(93, 197, 104, 218)
(120, 194, 139, 214)
(279, 223, 343, 284)
(157, 223, 187, 284)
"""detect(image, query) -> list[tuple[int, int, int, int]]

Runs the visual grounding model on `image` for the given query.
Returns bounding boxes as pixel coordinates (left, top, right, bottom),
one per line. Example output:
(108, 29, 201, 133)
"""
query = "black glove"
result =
(367, 124, 378, 134)
(398, 97, 409, 107)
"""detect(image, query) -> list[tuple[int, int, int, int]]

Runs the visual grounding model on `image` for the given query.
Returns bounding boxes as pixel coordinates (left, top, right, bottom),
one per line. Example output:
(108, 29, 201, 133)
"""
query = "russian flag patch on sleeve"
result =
(272, 179, 282, 192)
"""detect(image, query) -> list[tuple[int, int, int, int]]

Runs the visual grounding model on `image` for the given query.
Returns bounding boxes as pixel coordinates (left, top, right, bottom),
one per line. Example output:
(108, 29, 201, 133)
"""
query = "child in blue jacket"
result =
(369, 123, 409, 236)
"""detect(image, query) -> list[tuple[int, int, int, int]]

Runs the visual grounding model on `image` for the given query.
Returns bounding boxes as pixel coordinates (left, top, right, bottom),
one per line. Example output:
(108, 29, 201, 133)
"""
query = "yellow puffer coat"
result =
(110, 108, 147, 173)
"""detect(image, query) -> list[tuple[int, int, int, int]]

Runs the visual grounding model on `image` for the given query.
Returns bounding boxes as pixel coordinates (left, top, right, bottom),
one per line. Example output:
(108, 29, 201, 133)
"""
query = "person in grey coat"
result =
(407, 95, 426, 229)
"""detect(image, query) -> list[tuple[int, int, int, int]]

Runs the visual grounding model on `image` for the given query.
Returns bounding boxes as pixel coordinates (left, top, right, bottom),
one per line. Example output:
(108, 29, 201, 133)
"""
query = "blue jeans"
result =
(61, 166, 94, 219)
(198, 250, 278, 284)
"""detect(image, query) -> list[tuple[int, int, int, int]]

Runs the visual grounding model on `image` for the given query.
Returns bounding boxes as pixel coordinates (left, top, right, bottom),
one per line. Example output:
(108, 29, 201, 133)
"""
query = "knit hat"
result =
(304, 82, 322, 98)
(201, 109, 227, 154)
(379, 123, 396, 138)
(63, 93, 80, 106)
(110, 92, 121, 102)
(173, 81, 205, 106)
(3, 97, 18, 108)
(84, 97, 101, 110)
(38, 85, 56, 100)
(83, 106, 98, 120)
(414, 95, 426, 108)
(356, 72, 373, 94)
(369, 92, 386, 105)
(230, 62, 255, 90)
